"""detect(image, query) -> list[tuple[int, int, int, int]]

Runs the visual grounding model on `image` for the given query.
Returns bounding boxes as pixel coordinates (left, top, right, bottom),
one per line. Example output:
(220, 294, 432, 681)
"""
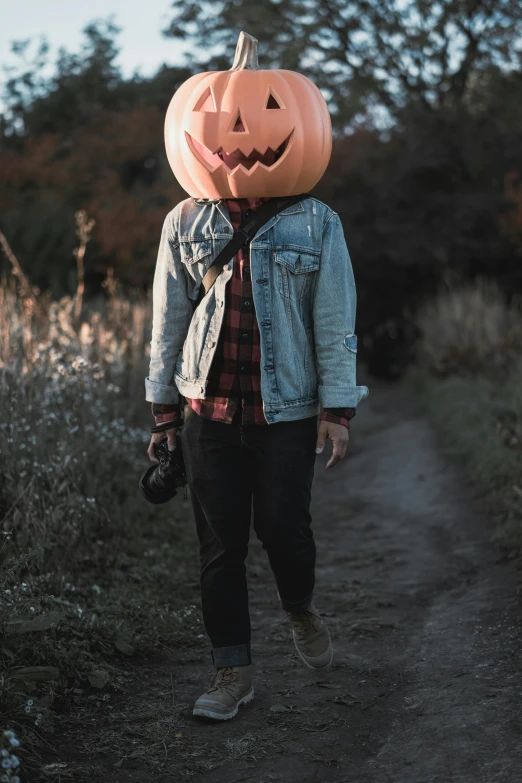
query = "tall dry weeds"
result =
(72, 209, 96, 322)
(414, 277, 522, 376)
(0, 221, 201, 783)
(0, 252, 154, 578)
(410, 277, 522, 558)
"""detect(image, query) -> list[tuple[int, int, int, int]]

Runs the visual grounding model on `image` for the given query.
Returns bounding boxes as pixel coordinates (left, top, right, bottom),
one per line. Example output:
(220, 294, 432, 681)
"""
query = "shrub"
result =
(0, 275, 201, 780)
(414, 277, 522, 377)
(409, 279, 522, 560)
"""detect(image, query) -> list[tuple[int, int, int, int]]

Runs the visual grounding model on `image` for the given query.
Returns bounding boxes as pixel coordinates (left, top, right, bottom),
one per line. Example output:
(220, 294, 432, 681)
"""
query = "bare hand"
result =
(147, 428, 177, 463)
(315, 420, 349, 470)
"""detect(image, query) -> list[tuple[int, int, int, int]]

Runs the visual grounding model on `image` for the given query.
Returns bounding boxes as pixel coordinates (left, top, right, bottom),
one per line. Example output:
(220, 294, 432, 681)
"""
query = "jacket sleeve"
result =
(312, 211, 369, 409)
(145, 213, 193, 405)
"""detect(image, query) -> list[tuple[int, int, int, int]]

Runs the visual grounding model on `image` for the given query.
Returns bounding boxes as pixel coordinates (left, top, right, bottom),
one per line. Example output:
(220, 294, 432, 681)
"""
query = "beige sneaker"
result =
(285, 604, 333, 669)
(193, 665, 254, 721)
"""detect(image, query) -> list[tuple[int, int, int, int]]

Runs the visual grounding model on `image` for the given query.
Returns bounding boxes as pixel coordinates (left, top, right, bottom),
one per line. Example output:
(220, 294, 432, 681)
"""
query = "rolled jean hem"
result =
(280, 591, 314, 613)
(211, 643, 252, 668)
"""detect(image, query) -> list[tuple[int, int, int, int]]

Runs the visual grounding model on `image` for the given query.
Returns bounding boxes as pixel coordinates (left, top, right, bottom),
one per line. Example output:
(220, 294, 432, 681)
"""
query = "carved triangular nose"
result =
(233, 111, 246, 132)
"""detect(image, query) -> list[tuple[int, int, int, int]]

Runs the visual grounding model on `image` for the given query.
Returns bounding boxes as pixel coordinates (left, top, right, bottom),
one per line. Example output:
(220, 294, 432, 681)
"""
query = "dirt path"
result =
(84, 379, 522, 782)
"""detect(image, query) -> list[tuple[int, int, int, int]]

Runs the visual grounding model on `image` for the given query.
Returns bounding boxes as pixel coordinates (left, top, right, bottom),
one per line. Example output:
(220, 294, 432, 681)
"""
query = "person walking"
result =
(145, 31, 369, 721)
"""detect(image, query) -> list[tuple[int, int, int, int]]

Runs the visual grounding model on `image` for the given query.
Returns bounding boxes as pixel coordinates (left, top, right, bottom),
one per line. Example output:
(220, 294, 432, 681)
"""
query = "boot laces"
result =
(208, 666, 237, 693)
(288, 610, 317, 637)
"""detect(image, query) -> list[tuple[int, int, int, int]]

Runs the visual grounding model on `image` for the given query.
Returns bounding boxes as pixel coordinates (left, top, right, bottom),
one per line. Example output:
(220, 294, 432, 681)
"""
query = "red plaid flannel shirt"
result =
(152, 197, 356, 429)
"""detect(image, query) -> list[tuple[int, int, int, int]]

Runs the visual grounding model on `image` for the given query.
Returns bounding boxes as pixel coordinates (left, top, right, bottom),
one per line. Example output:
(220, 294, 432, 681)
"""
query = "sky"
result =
(0, 0, 189, 85)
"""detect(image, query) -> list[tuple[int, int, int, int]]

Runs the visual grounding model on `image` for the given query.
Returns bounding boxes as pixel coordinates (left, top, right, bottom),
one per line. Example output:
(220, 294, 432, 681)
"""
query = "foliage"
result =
(0, 275, 201, 782)
(1, 3, 522, 336)
(407, 280, 522, 560)
(414, 363, 522, 558)
(1, 19, 194, 137)
(0, 729, 22, 783)
(0, 102, 187, 292)
(502, 173, 522, 258)
(0, 20, 191, 294)
(414, 277, 522, 376)
(164, 0, 522, 131)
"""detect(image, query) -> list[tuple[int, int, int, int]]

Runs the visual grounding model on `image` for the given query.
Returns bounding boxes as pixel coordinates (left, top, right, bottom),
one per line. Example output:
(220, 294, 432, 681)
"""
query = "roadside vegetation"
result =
(406, 278, 522, 561)
(0, 232, 202, 781)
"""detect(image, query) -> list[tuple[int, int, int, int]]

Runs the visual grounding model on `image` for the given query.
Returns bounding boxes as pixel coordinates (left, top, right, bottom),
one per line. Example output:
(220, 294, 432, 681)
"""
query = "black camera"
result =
(139, 432, 187, 504)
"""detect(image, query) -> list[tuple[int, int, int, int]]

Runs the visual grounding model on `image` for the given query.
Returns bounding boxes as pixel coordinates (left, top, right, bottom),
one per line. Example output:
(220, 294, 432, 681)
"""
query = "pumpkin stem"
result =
(230, 31, 259, 71)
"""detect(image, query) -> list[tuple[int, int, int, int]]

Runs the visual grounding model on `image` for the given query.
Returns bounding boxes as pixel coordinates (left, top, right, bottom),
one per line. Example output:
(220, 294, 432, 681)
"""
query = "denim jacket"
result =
(145, 195, 369, 424)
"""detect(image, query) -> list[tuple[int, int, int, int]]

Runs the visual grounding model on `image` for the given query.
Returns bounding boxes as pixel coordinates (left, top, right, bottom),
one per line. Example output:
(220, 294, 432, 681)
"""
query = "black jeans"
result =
(180, 403, 318, 668)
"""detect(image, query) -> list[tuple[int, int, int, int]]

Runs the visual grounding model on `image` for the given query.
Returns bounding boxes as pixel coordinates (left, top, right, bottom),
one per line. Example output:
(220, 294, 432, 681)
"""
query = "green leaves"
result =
(11, 666, 60, 682)
(5, 611, 63, 634)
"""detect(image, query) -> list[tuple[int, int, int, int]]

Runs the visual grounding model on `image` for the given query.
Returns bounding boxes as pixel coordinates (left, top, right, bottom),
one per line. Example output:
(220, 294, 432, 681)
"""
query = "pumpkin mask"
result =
(164, 31, 332, 199)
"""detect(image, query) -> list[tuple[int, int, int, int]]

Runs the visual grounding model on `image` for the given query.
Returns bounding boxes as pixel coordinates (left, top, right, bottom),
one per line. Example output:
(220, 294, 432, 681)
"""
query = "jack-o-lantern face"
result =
(165, 32, 332, 199)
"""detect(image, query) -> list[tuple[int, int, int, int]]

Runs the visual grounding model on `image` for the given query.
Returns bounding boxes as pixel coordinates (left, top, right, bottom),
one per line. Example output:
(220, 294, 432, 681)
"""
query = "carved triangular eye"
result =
(266, 92, 281, 109)
(194, 87, 217, 112)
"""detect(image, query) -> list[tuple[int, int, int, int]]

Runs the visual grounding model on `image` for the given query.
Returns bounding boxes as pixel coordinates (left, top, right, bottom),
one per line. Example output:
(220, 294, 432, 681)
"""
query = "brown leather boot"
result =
(285, 604, 333, 669)
(193, 665, 254, 720)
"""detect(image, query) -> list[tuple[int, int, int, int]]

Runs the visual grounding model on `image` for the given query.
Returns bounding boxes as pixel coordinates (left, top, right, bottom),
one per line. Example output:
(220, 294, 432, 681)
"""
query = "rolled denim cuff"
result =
(211, 643, 251, 668)
(280, 591, 314, 613)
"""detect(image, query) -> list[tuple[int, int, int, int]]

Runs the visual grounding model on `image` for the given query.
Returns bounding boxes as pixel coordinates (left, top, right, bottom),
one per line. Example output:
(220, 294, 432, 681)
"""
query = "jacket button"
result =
(295, 256, 301, 269)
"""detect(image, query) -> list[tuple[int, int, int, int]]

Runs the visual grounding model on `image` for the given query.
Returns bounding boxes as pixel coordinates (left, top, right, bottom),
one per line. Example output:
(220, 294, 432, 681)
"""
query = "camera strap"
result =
(150, 420, 180, 433)
(194, 193, 309, 308)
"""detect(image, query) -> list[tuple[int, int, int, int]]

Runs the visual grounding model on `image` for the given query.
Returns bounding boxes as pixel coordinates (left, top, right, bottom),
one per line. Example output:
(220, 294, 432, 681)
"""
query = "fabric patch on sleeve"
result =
(344, 333, 357, 353)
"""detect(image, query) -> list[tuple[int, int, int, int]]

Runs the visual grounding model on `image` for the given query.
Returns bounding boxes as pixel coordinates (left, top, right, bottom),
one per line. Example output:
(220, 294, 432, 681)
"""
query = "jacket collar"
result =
(193, 197, 305, 215)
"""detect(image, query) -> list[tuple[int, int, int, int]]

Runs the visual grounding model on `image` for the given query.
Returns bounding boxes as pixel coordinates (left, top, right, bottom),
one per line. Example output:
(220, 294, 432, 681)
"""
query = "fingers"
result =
(147, 439, 159, 463)
(316, 421, 328, 454)
(147, 432, 165, 463)
(148, 428, 178, 461)
(167, 428, 177, 452)
(326, 437, 344, 470)
(322, 423, 349, 471)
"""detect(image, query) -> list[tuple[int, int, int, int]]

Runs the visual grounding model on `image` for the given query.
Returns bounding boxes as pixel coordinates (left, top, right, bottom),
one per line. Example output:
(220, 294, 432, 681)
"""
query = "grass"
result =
(406, 277, 522, 561)
(0, 263, 202, 781)
(413, 276, 522, 376)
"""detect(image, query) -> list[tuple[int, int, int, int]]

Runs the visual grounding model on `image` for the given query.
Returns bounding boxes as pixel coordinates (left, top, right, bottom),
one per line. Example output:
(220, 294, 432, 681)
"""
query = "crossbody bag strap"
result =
(195, 193, 309, 307)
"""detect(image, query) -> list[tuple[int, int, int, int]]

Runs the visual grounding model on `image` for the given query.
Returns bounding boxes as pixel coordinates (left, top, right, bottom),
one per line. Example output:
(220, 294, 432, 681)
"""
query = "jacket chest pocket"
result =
(179, 239, 214, 277)
(274, 249, 320, 302)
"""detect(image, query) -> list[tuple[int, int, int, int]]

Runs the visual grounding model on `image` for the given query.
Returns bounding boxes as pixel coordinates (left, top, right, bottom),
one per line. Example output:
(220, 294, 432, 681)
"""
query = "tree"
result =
(1, 19, 195, 139)
(163, 0, 522, 133)
(1, 4, 521, 327)
(1, 19, 122, 138)
(0, 21, 193, 294)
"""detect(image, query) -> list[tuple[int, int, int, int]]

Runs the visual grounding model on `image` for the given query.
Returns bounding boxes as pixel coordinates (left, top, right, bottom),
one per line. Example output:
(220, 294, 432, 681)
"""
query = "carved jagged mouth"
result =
(185, 130, 294, 172)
